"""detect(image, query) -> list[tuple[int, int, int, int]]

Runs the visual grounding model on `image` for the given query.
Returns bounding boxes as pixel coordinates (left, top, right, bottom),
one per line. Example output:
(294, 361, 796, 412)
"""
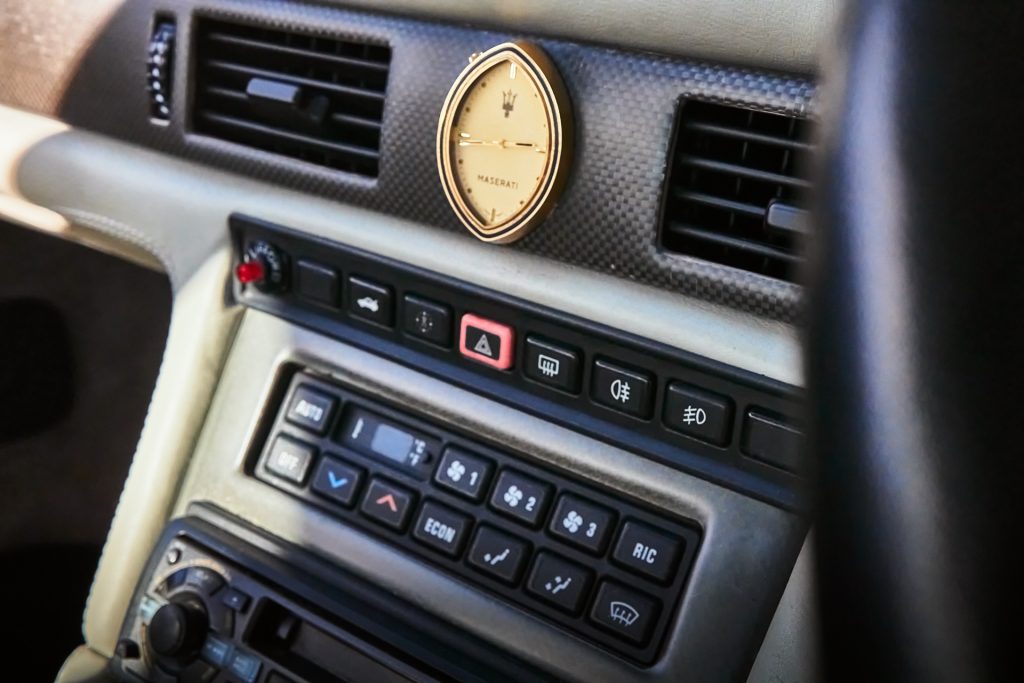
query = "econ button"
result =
(412, 500, 473, 558)
(459, 313, 514, 370)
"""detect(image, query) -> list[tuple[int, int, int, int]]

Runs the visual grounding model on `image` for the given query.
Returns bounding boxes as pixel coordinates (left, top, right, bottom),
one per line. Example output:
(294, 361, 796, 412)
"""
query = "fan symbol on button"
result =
(503, 485, 524, 507)
(446, 459, 466, 482)
(562, 510, 584, 534)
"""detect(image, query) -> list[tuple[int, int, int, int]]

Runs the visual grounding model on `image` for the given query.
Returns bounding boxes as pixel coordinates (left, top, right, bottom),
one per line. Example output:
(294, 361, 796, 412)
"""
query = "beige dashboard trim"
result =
(0, 104, 804, 661)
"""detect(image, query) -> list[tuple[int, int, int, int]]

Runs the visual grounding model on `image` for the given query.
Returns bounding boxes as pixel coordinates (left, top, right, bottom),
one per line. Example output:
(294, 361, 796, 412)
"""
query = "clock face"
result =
(437, 43, 572, 244)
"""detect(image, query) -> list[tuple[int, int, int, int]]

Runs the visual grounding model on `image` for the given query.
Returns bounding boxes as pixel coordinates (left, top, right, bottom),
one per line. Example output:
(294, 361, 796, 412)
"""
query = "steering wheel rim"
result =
(809, 1, 1024, 680)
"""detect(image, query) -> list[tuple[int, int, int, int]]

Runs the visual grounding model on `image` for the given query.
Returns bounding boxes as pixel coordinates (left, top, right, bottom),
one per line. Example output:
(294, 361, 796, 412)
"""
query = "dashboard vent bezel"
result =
(659, 99, 814, 283)
(191, 18, 391, 178)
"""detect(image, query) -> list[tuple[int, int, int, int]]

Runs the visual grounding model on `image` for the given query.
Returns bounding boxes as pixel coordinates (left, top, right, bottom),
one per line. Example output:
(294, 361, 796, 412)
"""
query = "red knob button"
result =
(235, 260, 265, 285)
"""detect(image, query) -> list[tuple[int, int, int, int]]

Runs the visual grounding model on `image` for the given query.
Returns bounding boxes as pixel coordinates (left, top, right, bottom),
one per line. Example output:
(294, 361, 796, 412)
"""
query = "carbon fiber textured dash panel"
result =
(3, 0, 816, 321)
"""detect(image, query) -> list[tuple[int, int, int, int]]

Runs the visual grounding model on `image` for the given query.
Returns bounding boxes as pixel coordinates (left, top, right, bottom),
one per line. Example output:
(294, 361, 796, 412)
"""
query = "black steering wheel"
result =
(810, 1, 1024, 680)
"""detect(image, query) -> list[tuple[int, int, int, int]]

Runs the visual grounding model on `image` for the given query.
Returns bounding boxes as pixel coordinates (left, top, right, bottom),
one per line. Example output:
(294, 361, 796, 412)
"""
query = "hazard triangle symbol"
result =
(473, 334, 493, 357)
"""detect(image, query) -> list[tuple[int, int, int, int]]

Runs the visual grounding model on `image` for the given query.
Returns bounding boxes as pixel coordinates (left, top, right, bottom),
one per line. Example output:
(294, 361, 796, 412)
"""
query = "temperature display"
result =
(340, 407, 439, 478)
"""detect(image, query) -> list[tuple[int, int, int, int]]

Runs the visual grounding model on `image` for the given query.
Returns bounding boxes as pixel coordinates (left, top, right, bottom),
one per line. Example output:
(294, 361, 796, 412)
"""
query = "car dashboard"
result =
(0, 1, 834, 681)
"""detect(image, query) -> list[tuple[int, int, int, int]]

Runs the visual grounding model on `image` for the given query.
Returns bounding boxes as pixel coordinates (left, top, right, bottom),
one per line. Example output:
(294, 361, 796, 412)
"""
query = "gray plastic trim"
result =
(174, 310, 806, 682)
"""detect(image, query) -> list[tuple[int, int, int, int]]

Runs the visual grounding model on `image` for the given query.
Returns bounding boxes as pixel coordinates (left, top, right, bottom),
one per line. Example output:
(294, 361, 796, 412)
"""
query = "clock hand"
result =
(457, 134, 547, 152)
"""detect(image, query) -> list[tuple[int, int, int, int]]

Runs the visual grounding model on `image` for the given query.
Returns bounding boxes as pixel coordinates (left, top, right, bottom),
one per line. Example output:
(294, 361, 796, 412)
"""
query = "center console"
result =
(106, 215, 809, 683)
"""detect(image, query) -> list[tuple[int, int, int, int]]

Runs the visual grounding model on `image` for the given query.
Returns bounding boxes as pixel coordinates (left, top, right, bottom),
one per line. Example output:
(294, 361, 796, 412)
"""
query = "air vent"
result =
(660, 100, 814, 282)
(193, 19, 391, 177)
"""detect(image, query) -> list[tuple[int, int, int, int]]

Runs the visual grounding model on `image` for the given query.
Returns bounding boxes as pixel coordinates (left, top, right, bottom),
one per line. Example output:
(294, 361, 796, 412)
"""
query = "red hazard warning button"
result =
(459, 313, 515, 370)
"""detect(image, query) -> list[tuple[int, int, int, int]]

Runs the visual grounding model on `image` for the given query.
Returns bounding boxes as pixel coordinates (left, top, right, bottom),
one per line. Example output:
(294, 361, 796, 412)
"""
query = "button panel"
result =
(234, 217, 806, 515)
(253, 371, 701, 665)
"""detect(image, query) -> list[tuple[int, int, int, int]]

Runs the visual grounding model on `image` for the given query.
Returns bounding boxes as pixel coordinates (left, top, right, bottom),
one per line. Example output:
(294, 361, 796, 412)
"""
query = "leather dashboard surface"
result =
(1, 0, 818, 323)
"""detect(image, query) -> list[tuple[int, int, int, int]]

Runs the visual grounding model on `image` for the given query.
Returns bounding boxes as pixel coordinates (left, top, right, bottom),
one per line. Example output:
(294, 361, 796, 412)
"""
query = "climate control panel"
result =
(250, 369, 701, 665)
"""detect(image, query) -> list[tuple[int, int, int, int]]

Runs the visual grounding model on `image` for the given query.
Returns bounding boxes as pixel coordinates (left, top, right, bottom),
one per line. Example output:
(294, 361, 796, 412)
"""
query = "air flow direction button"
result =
(526, 551, 594, 614)
(467, 526, 531, 585)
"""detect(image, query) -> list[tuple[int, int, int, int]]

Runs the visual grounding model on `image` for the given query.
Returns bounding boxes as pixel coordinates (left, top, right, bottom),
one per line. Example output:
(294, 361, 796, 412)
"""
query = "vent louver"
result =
(193, 19, 391, 177)
(659, 100, 814, 282)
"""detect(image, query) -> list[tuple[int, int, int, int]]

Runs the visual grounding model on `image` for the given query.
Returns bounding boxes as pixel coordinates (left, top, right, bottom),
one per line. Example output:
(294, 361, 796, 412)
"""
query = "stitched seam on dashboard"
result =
(51, 206, 179, 287)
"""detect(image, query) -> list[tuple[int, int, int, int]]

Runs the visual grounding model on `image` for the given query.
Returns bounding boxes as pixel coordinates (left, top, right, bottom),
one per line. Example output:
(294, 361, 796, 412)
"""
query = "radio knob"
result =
(236, 240, 287, 293)
(148, 599, 208, 661)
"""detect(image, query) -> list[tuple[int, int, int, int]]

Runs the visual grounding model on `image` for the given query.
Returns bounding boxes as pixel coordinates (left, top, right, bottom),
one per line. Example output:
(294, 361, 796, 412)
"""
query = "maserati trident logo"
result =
(502, 89, 517, 118)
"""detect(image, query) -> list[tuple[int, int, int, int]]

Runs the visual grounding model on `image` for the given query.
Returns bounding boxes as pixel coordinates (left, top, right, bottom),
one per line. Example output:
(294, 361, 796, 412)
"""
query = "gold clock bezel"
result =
(436, 41, 573, 244)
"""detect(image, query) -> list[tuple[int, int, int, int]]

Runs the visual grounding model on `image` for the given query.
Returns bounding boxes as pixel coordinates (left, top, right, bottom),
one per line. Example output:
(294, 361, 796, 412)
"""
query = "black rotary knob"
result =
(148, 600, 208, 660)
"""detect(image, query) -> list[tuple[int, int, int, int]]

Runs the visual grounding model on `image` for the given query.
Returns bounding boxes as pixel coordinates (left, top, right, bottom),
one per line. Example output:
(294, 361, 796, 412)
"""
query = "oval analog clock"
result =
(436, 42, 573, 244)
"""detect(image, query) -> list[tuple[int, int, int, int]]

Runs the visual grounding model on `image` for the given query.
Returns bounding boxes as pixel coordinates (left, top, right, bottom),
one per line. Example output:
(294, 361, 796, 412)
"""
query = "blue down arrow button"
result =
(311, 457, 364, 507)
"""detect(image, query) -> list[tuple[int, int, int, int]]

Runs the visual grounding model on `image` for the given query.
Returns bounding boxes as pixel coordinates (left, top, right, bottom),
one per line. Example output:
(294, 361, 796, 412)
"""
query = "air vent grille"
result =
(193, 19, 390, 177)
(660, 100, 814, 282)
